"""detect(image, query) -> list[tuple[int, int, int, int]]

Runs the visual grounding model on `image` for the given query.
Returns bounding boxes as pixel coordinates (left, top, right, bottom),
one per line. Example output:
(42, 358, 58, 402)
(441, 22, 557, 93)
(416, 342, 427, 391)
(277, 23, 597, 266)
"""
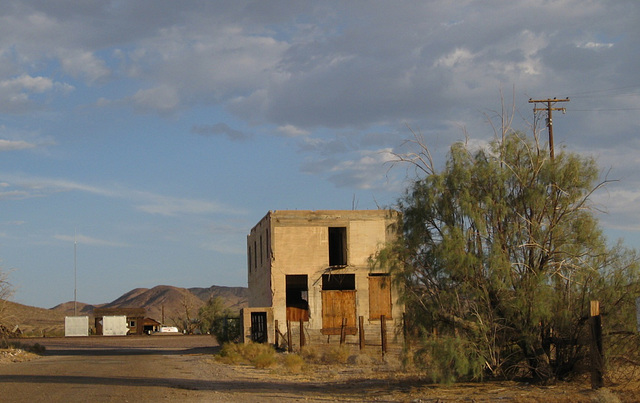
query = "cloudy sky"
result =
(1, 1, 639, 308)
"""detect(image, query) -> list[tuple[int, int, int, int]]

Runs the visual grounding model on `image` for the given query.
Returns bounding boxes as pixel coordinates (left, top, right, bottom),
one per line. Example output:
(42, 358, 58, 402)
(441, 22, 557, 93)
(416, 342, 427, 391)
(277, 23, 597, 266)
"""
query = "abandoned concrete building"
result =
(242, 210, 403, 348)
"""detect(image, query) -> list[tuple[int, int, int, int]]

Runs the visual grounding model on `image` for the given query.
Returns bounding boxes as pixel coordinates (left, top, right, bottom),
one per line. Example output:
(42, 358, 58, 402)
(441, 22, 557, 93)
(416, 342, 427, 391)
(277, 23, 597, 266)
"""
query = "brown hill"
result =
(2, 285, 248, 337)
(102, 285, 205, 325)
(50, 301, 99, 316)
(2, 299, 66, 337)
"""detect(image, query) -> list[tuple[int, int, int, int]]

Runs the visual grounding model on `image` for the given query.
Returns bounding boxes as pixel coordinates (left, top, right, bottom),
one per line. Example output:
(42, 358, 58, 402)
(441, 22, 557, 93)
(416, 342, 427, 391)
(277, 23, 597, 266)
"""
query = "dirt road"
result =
(0, 335, 620, 402)
(0, 335, 234, 402)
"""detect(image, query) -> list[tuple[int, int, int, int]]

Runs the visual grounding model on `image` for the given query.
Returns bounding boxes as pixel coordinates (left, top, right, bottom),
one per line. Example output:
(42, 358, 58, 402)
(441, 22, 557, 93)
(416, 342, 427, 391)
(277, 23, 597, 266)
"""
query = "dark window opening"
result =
(286, 275, 309, 321)
(328, 227, 347, 266)
(322, 273, 355, 290)
(286, 275, 309, 309)
(253, 240, 257, 269)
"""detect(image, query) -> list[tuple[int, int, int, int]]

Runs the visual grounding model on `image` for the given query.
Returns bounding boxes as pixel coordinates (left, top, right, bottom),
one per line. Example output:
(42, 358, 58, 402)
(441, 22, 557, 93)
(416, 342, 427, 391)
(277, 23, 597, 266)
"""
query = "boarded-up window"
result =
(369, 274, 392, 320)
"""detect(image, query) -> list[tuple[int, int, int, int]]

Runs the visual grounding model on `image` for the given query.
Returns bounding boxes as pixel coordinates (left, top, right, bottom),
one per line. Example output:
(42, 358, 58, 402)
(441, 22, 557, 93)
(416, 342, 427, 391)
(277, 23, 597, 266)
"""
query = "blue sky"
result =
(1, 1, 639, 308)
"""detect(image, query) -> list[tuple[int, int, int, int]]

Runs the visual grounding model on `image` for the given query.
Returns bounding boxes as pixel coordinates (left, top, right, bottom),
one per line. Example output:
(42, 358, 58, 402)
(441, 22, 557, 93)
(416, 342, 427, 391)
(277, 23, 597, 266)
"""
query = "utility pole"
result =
(529, 97, 570, 159)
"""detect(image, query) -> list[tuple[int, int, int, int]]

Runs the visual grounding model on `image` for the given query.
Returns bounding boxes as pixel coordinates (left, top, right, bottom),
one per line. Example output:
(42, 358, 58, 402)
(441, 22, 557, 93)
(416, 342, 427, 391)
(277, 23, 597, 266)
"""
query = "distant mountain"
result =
(2, 285, 248, 336)
(51, 284, 249, 326)
(2, 300, 67, 336)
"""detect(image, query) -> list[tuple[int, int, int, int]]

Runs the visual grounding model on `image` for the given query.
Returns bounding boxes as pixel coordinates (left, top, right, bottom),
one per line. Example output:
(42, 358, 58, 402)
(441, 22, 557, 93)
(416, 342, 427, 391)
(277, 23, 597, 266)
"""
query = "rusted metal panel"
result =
(321, 290, 357, 335)
(286, 306, 309, 322)
(369, 275, 392, 320)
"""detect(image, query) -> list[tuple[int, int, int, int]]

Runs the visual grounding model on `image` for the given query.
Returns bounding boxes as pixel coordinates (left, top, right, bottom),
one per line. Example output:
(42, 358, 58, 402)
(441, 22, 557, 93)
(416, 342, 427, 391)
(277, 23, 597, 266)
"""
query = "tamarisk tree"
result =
(375, 131, 639, 382)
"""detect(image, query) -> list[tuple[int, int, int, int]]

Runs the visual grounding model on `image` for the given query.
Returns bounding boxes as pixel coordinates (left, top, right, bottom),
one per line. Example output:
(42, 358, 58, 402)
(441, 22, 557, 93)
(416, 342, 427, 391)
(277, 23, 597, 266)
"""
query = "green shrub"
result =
(414, 335, 483, 385)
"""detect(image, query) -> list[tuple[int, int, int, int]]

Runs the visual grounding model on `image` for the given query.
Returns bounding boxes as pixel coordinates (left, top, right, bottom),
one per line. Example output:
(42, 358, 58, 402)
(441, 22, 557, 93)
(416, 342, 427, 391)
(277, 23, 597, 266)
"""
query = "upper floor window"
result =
(328, 227, 347, 266)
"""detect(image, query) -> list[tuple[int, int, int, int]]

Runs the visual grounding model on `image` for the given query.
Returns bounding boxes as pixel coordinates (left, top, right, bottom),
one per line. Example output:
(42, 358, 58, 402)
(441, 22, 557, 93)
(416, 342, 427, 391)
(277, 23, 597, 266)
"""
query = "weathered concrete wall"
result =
(247, 213, 272, 308)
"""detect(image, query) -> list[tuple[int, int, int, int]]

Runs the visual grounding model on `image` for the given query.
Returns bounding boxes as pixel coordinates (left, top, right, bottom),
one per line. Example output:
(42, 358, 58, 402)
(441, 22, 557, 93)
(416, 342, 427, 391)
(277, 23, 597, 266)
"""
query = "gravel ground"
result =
(0, 335, 629, 402)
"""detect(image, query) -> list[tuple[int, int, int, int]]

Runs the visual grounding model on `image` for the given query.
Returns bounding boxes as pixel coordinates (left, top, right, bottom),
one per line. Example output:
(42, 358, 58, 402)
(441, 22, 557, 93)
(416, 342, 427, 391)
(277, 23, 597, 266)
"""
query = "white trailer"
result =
(102, 315, 128, 336)
(65, 316, 89, 337)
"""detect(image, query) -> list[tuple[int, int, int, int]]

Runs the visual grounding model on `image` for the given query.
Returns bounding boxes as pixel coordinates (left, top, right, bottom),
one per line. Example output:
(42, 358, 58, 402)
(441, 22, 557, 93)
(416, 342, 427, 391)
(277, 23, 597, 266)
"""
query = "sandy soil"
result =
(0, 335, 631, 402)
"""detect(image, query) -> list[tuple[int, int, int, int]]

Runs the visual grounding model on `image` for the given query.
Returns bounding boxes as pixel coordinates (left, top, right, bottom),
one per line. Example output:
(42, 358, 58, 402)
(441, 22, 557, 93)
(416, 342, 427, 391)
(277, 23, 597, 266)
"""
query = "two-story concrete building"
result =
(242, 210, 403, 347)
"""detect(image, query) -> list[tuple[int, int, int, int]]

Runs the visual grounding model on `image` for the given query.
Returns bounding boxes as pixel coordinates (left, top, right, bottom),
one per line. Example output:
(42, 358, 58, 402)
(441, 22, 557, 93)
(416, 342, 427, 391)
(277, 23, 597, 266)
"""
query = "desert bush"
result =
(300, 345, 320, 362)
(282, 353, 305, 372)
(0, 340, 46, 355)
(217, 342, 277, 368)
(217, 343, 244, 364)
(27, 343, 46, 355)
(252, 349, 277, 368)
(198, 296, 241, 343)
(322, 345, 350, 364)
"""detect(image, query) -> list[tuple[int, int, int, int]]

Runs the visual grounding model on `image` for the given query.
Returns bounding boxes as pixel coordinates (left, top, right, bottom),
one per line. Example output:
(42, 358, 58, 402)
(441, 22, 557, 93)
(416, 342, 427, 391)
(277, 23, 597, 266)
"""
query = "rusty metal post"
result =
(340, 317, 347, 345)
(287, 320, 292, 353)
(299, 319, 305, 348)
(359, 316, 365, 350)
(590, 301, 604, 389)
(380, 315, 387, 357)
(274, 320, 279, 349)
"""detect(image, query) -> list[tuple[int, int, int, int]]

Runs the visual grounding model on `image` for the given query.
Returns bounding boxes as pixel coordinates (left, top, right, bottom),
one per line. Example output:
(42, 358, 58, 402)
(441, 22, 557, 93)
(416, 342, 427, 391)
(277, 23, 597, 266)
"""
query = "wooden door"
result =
(321, 290, 357, 335)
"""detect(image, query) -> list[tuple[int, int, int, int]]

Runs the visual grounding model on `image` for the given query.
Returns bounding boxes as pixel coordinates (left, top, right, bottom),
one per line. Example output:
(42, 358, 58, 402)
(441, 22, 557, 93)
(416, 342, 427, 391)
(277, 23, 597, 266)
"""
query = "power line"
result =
(567, 108, 640, 112)
(566, 84, 640, 99)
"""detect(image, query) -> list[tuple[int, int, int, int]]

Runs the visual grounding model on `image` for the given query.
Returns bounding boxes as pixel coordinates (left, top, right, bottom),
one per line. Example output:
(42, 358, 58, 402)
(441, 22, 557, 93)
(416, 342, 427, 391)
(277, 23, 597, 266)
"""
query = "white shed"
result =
(65, 316, 89, 337)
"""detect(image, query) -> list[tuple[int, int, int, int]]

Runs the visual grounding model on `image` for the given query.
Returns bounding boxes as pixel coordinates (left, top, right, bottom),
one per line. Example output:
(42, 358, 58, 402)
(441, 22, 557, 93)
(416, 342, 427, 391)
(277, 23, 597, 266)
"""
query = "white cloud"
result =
(434, 48, 474, 68)
(130, 85, 181, 113)
(59, 49, 111, 83)
(54, 233, 128, 248)
(0, 173, 245, 217)
(135, 194, 245, 217)
(277, 124, 309, 137)
(0, 139, 37, 151)
(0, 74, 73, 113)
(578, 42, 614, 50)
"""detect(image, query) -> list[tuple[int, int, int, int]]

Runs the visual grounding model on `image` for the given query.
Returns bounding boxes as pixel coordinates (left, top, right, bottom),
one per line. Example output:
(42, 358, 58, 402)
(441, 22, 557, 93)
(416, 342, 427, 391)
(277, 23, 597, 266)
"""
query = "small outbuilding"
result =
(93, 307, 146, 335)
(65, 316, 89, 337)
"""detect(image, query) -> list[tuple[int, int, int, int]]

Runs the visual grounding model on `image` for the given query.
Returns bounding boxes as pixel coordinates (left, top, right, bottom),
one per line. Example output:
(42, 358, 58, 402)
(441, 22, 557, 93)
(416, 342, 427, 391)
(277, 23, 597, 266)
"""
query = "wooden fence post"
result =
(299, 319, 305, 348)
(359, 316, 365, 350)
(274, 320, 279, 349)
(380, 315, 387, 357)
(340, 318, 347, 345)
(589, 300, 604, 389)
(287, 320, 292, 353)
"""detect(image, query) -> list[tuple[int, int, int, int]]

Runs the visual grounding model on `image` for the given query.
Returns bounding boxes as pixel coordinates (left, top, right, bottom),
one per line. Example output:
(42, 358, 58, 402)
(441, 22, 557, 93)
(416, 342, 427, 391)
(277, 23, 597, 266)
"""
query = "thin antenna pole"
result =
(74, 229, 77, 317)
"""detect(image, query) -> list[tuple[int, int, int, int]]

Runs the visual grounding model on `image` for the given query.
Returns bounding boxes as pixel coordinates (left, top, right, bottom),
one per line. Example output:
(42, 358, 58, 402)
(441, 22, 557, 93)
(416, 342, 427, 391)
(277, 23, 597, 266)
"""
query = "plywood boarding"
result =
(321, 290, 357, 335)
(369, 275, 392, 320)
